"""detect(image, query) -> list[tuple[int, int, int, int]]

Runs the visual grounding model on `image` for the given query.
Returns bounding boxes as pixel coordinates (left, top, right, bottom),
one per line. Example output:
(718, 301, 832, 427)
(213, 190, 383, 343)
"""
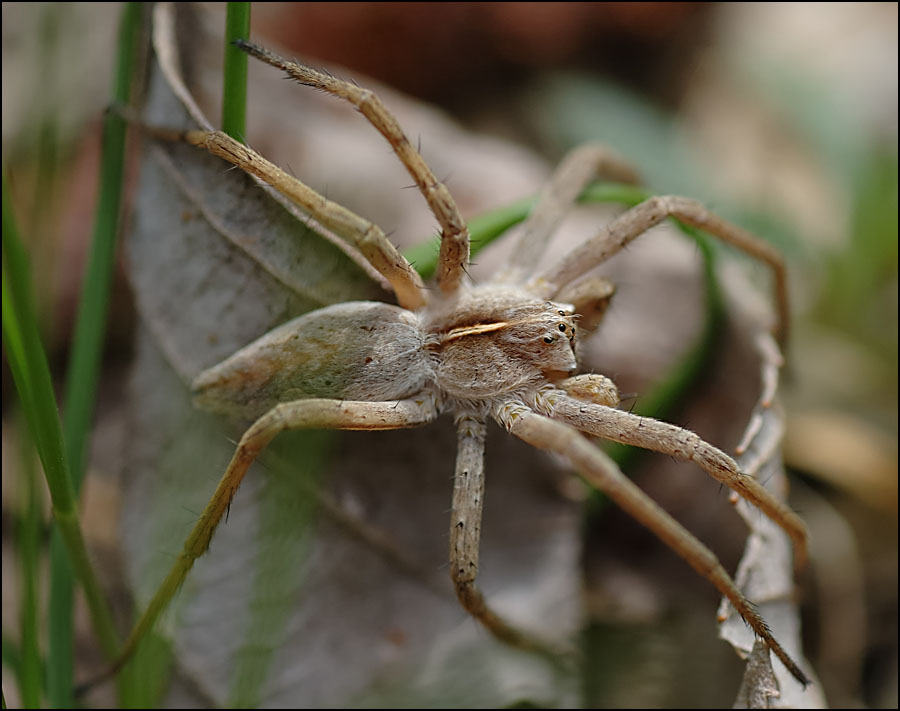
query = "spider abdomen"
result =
(191, 301, 432, 418)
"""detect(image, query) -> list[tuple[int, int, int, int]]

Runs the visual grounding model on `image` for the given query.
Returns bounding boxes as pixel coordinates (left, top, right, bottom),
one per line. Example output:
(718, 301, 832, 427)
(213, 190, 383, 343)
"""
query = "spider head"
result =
(508, 301, 579, 375)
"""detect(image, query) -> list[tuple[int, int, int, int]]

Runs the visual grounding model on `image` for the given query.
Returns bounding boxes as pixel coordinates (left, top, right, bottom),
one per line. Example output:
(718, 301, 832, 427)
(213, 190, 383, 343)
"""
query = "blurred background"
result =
(3, 2, 897, 708)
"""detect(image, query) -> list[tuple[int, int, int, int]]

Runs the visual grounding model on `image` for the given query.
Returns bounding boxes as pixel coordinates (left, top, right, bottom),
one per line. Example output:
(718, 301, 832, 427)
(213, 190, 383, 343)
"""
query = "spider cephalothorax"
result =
(425, 287, 580, 406)
(118, 37, 810, 690)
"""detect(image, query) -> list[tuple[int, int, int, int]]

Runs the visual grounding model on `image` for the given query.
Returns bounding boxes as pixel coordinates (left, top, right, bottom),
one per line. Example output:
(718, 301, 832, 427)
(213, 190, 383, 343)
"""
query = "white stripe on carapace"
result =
(441, 321, 511, 343)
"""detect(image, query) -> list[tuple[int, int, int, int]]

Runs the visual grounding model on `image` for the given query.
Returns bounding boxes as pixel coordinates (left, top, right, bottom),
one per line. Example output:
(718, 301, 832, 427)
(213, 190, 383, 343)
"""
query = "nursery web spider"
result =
(119, 39, 809, 687)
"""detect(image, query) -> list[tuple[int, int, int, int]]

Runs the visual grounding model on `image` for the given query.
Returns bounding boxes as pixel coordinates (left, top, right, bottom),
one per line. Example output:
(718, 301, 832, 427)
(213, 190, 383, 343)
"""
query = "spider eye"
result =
(543, 336, 554, 344)
(558, 310, 566, 316)
(558, 323, 567, 332)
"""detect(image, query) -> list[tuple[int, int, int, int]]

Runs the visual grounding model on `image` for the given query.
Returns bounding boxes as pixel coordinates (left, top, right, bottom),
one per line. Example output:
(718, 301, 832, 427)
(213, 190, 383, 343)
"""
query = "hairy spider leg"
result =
(177, 128, 426, 310)
(449, 415, 577, 659)
(236, 40, 470, 296)
(110, 396, 437, 678)
(496, 144, 640, 284)
(534, 385, 808, 568)
(494, 400, 810, 686)
(530, 195, 789, 344)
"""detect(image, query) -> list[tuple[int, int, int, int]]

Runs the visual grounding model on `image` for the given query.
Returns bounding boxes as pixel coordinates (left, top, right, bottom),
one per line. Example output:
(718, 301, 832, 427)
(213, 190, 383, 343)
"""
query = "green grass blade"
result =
(16, 418, 43, 709)
(222, 3, 251, 141)
(403, 195, 535, 280)
(2, 176, 120, 665)
(103, 6, 256, 693)
(46, 535, 75, 707)
(3, 177, 67, 500)
(43, 5, 142, 705)
(115, 632, 172, 710)
(61, 2, 138, 481)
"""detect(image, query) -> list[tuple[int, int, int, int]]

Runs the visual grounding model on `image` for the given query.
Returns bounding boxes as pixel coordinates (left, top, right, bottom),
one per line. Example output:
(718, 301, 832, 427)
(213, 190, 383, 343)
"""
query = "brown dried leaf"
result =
(715, 296, 825, 708)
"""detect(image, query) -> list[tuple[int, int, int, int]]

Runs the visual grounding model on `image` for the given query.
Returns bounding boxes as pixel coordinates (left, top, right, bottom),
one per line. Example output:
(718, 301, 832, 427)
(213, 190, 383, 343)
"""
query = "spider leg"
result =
(450, 414, 575, 658)
(493, 399, 810, 687)
(112, 395, 437, 676)
(173, 128, 426, 310)
(530, 195, 789, 343)
(236, 40, 470, 296)
(531, 387, 808, 569)
(496, 144, 639, 283)
(557, 374, 620, 408)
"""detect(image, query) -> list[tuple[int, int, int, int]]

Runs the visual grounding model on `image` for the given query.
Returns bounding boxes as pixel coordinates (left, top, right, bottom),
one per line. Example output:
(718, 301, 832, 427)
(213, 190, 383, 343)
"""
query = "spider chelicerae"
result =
(119, 38, 809, 688)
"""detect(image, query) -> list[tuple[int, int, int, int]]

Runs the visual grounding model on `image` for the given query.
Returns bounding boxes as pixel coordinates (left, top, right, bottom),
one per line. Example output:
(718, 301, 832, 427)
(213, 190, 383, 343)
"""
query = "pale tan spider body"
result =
(194, 285, 581, 419)
(425, 287, 579, 407)
(117, 36, 811, 691)
(192, 301, 429, 418)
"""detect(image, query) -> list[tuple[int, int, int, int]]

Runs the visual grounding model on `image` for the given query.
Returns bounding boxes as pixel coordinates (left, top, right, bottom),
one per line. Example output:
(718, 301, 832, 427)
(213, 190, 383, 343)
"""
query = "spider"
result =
(118, 38, 810, 690)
